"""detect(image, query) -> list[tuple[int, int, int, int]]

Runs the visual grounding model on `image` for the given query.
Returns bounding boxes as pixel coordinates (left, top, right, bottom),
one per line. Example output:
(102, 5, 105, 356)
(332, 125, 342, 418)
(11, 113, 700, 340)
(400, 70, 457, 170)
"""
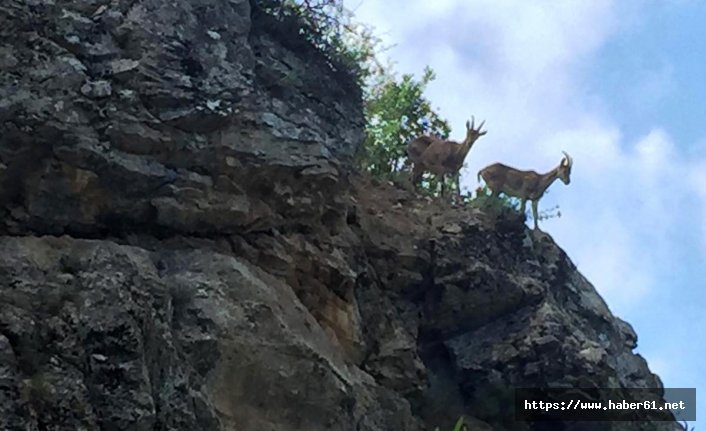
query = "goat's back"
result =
(407, 135, 440, 163)
(478, 163, 510, 181)
(479, 163, 545, 195)
(479, 162, 522, 189)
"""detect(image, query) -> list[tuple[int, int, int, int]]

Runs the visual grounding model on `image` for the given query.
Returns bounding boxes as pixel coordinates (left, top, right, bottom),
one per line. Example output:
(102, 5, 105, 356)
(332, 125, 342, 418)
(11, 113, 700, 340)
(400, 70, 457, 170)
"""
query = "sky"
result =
(343, 0, 705, 426)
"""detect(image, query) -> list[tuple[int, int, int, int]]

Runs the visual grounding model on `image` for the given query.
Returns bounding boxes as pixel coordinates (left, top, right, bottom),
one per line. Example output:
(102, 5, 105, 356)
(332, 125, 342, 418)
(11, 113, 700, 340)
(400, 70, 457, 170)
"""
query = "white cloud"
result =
(545, 126, 696, 308)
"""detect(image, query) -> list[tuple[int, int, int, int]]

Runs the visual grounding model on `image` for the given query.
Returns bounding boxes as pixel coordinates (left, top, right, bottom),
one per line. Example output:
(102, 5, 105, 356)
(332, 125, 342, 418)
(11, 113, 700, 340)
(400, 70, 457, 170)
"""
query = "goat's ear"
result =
(466, 120, 471, 130)
(560, 157, 567, 167)
(479, 130, 488, 136)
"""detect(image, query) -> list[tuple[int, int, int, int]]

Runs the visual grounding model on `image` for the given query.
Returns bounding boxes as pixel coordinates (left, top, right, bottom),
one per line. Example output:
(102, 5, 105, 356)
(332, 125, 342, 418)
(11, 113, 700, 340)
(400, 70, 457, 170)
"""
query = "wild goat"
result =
(407, 117, 487, 199)
(477, 151, 573, 230)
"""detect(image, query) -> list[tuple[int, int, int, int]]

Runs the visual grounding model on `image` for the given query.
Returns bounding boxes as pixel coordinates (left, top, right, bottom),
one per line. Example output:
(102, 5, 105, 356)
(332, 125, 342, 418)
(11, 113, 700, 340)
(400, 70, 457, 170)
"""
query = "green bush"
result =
(464, 186, 562, 227)
(465, 185, 521, 212)
(359, 67, 451, 188)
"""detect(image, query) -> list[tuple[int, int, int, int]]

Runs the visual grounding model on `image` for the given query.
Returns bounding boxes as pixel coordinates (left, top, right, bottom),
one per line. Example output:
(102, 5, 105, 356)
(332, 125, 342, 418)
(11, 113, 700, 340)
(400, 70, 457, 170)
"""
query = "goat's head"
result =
(464, 116, 487, 145)
(557, 151, 573, 184)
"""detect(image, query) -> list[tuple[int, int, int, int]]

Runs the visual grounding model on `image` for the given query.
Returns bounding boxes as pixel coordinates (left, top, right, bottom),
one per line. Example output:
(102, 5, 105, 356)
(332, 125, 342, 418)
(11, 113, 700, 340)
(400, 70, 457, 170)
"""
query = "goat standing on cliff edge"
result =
(478, 151, 573, 230)
(407, 117, 487, 200)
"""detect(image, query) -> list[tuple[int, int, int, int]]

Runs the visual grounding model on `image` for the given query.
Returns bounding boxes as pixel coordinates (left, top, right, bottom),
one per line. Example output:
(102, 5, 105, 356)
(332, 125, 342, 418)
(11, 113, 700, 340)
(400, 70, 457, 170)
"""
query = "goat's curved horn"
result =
(562, 150, 573, 167)
(477, 119, 486, 131)
(470, 116, 475, 129)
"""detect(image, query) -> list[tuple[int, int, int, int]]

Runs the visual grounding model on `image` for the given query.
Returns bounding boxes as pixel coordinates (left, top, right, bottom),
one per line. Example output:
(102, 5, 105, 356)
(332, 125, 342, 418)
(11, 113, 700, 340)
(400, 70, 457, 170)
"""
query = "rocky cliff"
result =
(0, 1, 684, 430)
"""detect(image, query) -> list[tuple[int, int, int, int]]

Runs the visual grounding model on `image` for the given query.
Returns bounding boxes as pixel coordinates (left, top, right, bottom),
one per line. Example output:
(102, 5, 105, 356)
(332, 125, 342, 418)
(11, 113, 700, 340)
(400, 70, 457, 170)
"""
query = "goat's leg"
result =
(446, 172, 459, 204)
(531, 200, 540, 230)
(455, 172, 462, 201)
(411, 164, 424, 190)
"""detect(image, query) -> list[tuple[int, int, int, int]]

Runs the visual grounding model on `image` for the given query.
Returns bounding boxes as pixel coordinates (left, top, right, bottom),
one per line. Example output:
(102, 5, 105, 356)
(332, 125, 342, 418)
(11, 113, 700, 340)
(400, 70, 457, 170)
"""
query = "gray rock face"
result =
(0, 1, 685, 431)
(0, 0, 363, 237)
(349, 181, 688, 431)
(0, 236, 418, 430)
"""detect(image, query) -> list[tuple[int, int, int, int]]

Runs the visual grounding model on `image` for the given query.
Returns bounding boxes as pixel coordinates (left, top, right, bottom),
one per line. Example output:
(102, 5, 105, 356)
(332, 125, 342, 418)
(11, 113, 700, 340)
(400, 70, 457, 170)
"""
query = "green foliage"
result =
(451, 416, 465, 431)
(359, 67, 450, 179)
(467, 185, 520, 208)
(433, 416, 466, 431)
(465, 186, 521, 219)
(465, 186, 562, 226)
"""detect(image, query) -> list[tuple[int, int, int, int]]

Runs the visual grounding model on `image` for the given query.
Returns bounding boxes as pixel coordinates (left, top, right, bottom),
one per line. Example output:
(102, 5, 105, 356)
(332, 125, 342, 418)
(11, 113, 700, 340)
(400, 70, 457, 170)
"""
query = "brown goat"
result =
(407, 117, 487, 198)
(477, 151, 573, 230)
